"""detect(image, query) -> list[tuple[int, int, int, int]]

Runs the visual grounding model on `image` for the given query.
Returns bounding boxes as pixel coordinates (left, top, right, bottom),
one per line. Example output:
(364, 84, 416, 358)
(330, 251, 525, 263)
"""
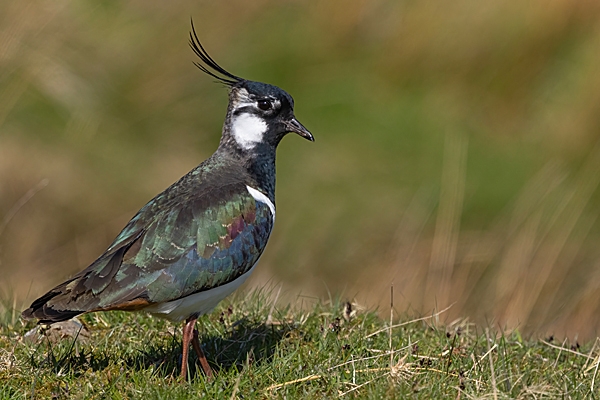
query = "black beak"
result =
(286, 118, 314, 142)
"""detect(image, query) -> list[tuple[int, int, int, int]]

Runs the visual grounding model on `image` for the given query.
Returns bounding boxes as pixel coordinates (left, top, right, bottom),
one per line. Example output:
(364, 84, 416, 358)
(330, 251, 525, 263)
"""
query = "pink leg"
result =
(180, 318, 195, 379)
(180, 316, 213, 380)
(191, 327, 214, 380)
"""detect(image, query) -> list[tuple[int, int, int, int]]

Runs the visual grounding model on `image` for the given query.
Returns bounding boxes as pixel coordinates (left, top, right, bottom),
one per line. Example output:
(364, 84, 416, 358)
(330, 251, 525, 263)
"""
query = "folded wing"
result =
(22, 183, 274, 323)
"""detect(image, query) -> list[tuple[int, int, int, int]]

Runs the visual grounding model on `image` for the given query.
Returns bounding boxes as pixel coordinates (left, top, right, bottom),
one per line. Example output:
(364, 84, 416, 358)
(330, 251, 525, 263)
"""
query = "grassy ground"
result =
(1, 291, 598, 399)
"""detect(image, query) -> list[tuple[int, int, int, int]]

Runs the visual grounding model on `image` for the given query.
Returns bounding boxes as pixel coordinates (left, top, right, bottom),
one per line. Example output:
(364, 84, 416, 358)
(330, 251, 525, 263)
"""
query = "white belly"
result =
(144, 265, 256, 322)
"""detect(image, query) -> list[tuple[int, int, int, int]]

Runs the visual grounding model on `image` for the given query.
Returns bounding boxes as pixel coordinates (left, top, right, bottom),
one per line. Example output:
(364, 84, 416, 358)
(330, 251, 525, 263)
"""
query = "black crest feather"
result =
(189, 19, 242, 86)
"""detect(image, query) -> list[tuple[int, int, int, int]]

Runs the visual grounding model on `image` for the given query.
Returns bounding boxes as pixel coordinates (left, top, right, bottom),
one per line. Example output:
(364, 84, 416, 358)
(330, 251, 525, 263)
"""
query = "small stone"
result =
(23, 318, 90, 345)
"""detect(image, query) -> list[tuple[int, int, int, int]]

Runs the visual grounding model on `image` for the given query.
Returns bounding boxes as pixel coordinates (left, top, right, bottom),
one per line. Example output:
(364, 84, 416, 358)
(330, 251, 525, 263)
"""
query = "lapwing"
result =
(21, 22, 313, 379)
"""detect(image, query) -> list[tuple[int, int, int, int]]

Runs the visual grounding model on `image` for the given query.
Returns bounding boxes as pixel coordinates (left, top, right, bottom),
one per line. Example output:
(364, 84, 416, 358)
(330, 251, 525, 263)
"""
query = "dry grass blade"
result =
(328, 345, 414, 371)
(540, 340, 594, 360)
(590, 357, 600, 395)
(485, 329, 498, 400)
(582, 337, 599, 371)
(264, 374, 322, 391)
(338, 372, 390, 397)
(229, 373, 241, 400)
(365, 304, 453, 339)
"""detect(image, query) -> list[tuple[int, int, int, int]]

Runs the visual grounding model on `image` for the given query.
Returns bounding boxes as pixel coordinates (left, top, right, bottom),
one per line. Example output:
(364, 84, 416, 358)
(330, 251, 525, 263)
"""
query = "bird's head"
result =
(190, 22, 313, 152)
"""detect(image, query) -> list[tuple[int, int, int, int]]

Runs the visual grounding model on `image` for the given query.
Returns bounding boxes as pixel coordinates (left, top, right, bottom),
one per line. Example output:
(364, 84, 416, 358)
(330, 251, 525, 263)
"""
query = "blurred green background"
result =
(2, 0, 600, 339)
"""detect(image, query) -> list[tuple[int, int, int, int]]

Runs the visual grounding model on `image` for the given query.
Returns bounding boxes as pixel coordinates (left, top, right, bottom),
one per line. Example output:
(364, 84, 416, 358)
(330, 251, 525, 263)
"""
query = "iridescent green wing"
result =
(31, 182, 273, 317)
(112, 186, 274, 305)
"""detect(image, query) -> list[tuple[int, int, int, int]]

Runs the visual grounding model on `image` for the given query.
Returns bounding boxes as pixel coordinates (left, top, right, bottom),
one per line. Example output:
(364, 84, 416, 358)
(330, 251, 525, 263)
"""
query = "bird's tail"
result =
(21, 245, 133, 324)
(21, 280, 86, 324)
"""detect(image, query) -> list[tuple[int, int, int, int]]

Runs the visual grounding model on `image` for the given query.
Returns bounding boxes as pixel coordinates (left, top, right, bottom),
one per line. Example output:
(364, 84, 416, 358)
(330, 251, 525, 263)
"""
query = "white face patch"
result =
(246, 185, 275, 221)
(232, 113, 267, 150)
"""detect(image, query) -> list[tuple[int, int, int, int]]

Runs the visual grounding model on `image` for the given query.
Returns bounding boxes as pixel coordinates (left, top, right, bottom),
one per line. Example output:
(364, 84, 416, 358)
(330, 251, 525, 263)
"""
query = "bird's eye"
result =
(257, 99, 272, 111)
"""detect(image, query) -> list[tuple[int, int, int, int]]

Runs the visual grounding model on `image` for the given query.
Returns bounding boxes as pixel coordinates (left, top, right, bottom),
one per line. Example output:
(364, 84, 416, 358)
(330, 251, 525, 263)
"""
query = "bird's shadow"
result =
(130, 318, 293, 379)
(28, 316, 292, 380)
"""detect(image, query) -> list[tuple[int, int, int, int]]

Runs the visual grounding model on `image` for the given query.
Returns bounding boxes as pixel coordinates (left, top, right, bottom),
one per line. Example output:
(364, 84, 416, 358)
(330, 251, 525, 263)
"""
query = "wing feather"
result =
(22, 178, 274, 323)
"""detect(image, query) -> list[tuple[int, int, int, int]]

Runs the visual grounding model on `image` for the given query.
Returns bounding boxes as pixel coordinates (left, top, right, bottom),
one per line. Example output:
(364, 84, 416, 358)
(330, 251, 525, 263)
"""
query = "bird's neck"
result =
(216, 141, 277, 201)
(245, 150, 277, 201)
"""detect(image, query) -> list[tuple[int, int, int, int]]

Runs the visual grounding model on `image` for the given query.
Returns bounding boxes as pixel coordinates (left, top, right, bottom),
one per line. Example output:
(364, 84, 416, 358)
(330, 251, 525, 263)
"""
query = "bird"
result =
(21, 21, 314, 380)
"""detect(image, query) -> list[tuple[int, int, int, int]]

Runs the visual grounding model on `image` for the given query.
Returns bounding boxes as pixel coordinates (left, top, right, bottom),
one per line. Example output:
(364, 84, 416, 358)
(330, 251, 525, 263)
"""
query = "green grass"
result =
(1, 291, 597, 399)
